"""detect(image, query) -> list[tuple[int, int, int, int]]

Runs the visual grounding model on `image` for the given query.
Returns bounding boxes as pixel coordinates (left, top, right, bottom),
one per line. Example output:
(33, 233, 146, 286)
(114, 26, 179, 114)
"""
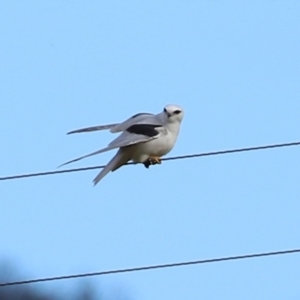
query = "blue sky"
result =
(0, 1, 300, 299)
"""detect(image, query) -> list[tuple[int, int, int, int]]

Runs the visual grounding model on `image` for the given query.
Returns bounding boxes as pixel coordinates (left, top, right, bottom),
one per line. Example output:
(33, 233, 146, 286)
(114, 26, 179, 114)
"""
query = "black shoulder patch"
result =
(126, 124, 161, 137)
(132, 113, 153, 119)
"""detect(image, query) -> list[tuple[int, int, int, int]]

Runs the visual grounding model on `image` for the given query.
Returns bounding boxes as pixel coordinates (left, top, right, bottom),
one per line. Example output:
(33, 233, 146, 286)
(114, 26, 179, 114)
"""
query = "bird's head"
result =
(163, 104, 184, 123)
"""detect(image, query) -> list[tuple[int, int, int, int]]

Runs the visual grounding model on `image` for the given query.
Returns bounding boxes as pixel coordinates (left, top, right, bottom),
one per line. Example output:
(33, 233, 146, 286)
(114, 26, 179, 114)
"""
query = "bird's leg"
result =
(143, 156, 162, 169)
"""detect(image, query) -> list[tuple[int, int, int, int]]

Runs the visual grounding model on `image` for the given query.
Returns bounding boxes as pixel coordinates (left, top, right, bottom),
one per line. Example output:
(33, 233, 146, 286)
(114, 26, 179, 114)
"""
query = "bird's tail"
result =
(93, 149, 130, 185)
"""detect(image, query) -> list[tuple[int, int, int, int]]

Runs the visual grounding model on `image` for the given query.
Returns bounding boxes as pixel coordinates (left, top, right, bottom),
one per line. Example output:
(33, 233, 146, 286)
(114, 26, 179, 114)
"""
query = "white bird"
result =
(60, 104, 184, 185)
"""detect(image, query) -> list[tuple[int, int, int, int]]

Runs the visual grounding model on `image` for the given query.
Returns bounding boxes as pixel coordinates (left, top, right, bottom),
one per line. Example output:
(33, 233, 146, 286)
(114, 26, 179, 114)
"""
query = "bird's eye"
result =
(164, 108, 167, 114)
(174, 110, 181, 115)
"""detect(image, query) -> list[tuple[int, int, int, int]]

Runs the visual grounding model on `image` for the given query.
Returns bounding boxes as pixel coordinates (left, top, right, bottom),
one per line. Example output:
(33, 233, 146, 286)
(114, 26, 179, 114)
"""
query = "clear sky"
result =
(1, 1, 300, 299)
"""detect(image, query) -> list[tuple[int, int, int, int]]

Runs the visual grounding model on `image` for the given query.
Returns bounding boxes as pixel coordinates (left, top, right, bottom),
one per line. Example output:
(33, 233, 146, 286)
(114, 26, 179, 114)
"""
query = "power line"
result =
(1, 140, 300, 182)
(0, 248, 299, 287)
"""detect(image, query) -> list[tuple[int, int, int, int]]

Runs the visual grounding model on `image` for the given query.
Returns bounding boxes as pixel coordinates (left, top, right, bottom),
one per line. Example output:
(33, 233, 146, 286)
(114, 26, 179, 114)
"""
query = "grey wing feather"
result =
(108, 130, 159, 148)
(67, 123, 119, 135)
(59, 130, 159, 168)
(110, 113, 154, 133)
(67, 113, 155, 135)
(58, 146, 114, 167)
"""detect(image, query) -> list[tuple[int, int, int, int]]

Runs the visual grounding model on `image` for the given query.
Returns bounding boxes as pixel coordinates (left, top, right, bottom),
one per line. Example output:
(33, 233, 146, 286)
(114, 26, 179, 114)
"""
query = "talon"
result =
(149, 156, 162, 165)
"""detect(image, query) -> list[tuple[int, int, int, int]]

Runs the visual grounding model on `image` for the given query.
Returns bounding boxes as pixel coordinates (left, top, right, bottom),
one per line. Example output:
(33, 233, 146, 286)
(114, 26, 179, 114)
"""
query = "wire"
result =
(1, 140, 300, 182)
(0, 248, 299, 287)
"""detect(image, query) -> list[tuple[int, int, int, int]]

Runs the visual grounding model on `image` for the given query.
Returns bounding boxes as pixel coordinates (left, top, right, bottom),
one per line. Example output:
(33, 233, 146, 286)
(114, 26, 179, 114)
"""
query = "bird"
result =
(60, 104, 184, 185)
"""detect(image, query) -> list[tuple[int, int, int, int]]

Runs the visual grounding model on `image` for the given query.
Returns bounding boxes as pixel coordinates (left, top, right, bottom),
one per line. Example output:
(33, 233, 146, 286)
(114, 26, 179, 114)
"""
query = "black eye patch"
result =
(164, 108, 167, 113)
(173, 110, 181, 115)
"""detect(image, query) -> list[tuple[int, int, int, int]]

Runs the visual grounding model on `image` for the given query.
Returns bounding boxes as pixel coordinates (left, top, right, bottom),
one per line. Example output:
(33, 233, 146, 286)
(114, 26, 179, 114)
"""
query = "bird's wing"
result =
(66, 113, 155, 135)
(108, 124, 164, 147)
(59, 123, 164, 167)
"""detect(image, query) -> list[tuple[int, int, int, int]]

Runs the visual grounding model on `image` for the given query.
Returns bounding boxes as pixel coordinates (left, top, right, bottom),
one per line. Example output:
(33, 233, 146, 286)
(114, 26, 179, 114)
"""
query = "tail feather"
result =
(93, 149, 130, 185)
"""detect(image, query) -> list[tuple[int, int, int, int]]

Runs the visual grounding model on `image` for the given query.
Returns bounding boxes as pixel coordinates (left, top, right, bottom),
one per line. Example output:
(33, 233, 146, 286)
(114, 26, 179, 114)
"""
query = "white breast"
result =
(131, 131, 176, 162)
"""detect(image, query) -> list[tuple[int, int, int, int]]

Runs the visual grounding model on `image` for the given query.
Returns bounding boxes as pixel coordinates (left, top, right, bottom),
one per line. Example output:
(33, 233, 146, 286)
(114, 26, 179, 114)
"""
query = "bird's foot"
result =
(143, 156, 162, 168)
(149, 156, 162, 164)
